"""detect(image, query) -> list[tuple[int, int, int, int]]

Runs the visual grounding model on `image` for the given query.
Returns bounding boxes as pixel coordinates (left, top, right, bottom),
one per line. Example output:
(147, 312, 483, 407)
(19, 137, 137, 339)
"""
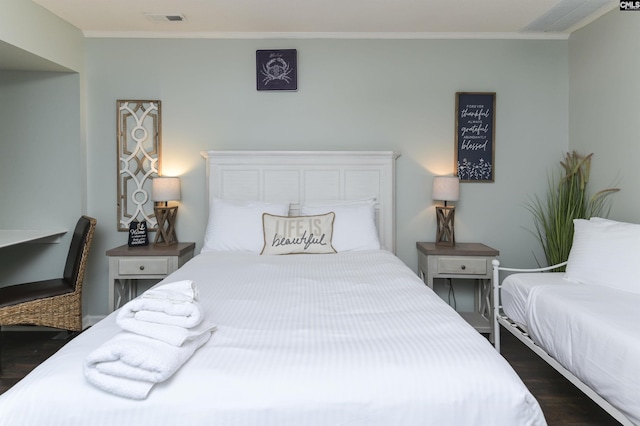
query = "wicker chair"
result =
(0, 216, 96, 368)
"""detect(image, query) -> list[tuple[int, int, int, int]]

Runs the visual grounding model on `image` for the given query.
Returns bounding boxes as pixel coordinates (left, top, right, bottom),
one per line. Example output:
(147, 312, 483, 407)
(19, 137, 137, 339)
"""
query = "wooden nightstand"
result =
(106, 242, 196, 312)
(416, 242, 499, 342)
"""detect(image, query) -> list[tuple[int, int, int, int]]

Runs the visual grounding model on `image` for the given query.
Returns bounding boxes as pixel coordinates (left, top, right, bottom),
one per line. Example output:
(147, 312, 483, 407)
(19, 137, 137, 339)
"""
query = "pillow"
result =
(590, 216, 619, 223)
(201, 198, 289, 253)
(564, 218, 640, 294)
(261, 213, 336, 255)
(300, 199, 380, 251)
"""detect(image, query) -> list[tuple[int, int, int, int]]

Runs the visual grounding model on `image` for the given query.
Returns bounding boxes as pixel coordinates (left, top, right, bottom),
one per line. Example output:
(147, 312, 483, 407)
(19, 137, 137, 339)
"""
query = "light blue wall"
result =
(569, 9, 640, 223)
(2, 6, 638, 321)
(0, 71, 83, 283)
(0, 0, 84, 72)
(0, 2, 578, 318)
(85, 37, 569, 315)
(0, 3, 86, 300)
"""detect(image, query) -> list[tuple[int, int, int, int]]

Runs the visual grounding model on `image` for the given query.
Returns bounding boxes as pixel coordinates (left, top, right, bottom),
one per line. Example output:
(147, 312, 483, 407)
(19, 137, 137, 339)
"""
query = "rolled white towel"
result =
(143, 279, 199, 303)
(117, 296, 205, 329)
(84, 330, 211, 400)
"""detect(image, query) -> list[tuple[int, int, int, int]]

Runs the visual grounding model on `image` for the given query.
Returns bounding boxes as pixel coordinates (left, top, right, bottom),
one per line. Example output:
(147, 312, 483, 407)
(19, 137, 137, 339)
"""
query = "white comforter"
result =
(503, 274, 640, 425)
(0, 250, 545, 426)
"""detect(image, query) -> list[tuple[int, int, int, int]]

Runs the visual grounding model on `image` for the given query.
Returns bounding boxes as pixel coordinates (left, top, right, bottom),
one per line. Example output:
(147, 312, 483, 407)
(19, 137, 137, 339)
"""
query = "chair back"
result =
(63, 216, 97, 291)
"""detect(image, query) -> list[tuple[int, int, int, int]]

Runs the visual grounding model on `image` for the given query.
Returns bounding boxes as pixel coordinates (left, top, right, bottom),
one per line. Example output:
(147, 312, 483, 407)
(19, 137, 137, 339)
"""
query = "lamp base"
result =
(435, 206, 455, 246)
(154, 206, 178, 246)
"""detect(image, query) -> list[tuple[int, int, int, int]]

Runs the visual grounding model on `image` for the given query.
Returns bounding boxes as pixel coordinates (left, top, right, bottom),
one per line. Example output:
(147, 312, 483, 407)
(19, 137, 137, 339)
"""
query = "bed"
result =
(0, 151, 546, 426)
(493, 217, 640, 426)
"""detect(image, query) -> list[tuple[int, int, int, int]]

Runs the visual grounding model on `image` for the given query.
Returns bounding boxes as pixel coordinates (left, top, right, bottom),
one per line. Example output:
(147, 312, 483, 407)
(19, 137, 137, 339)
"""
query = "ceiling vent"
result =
(144, 13, 187, 23)
(522, 0, 611, 32)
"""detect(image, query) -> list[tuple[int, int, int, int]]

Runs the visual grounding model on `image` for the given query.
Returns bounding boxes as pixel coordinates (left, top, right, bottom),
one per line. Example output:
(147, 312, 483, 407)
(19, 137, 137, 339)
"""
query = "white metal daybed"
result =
(493, 217, 640, 426)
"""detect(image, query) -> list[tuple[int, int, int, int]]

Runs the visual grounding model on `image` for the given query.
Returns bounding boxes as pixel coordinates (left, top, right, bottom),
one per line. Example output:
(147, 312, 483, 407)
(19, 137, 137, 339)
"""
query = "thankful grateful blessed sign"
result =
(261, 213, 336, 255)
(455, 92, 496, 182)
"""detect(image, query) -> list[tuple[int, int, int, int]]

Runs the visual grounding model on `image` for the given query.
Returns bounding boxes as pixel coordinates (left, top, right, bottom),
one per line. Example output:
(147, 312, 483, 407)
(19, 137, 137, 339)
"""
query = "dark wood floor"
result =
(0, 328, 623, 425)
(0, 330, 79, 394)
(498, 330, 621, 426)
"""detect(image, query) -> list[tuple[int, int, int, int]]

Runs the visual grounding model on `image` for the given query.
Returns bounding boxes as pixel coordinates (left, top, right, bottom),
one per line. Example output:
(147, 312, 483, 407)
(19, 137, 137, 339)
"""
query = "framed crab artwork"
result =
(256, 49, 297, 91)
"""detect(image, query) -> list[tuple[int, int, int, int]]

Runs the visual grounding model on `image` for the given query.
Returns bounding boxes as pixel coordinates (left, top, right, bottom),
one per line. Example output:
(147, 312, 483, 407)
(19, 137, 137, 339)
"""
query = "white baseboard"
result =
(83, 315, 107, 328)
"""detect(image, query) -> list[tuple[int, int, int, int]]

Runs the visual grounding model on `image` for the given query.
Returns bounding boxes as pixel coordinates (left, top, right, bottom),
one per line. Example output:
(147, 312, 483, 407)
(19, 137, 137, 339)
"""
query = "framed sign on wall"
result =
(454, 92, 496, 182)
(256, 49, 297, 91)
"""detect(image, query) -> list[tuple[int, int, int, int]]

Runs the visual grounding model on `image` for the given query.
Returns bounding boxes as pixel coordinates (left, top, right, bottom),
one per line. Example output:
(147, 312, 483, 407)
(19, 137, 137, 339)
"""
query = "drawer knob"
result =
(461, 265, 466, 270)
(139, 265, 145, 271)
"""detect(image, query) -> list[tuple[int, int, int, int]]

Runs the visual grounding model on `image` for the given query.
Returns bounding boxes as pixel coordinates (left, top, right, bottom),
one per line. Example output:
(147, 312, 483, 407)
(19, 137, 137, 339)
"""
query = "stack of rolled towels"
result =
(84, 280, 216, 400)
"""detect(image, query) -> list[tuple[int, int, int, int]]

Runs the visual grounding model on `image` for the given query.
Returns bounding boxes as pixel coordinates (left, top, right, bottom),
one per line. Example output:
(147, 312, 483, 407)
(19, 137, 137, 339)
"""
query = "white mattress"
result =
(502, 273, 640, 425)
(501, 272, 567, 327)
(0, 250, 545, 426)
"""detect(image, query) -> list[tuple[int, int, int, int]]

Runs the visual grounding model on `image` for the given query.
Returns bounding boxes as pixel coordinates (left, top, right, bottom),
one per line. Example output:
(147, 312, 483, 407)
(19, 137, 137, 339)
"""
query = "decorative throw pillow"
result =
(564, 218, 640, 294)
(201, 198, 290, 253)
(300, 199, 380, 251)
(261, 213, 336, 255)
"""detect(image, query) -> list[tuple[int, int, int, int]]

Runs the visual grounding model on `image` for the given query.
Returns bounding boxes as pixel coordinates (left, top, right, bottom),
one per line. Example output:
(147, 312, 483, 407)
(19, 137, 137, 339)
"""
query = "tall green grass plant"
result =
(526, 151, 619, 270)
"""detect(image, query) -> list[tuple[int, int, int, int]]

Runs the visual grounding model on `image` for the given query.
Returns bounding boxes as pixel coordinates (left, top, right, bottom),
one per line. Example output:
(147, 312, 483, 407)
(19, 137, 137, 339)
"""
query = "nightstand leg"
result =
(127, 279, 138, 302)
(114, 278, 129, 310)
(479, 278, 493, 343)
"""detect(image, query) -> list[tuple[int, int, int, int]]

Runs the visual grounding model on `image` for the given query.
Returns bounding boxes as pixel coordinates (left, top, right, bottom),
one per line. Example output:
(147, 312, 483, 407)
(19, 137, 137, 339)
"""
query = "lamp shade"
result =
(152, 177, 181, 202)
(432, 176, 460, 202)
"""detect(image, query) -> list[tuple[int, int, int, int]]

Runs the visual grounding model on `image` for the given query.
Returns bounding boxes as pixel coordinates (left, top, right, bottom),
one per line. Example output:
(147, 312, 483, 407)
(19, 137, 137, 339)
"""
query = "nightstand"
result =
(106, 242, 196, 312)
(416, 242, 499, 342)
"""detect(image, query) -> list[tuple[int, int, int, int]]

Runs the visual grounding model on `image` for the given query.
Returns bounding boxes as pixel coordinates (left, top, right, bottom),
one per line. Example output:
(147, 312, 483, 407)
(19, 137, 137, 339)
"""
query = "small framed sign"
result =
(256, 49, 297, 91)
(128, 221, 149, 247)
(454, 92, 496, 182)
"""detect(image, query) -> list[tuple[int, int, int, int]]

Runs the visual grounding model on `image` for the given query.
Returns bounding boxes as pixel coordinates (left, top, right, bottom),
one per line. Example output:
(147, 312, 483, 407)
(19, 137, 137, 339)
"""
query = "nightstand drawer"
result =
(118, 257, 169, 275)
(437, 257, 487, 275)
(107, 242, 196, 312)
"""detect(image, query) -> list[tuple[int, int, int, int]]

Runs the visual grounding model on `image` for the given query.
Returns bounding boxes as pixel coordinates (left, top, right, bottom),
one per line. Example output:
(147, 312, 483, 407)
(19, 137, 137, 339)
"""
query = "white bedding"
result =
(501, 272, 566, 327)
(502, 274, 640, 425)
(1, 250, 545, 426)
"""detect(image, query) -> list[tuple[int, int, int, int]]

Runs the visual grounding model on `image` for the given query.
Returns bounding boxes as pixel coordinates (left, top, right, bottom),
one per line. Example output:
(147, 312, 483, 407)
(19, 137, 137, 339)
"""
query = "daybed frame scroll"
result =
(492, 260, 633, 426)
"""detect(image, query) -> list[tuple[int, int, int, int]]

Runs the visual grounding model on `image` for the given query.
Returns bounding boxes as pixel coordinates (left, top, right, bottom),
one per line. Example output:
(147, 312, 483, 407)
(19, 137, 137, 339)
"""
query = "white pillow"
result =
(201, 198, 289, 253)
(564, 218, 640, 294)
(590, 216, 619, 224)
(300, 199, 380, 251)
(261, 213, 336, 255)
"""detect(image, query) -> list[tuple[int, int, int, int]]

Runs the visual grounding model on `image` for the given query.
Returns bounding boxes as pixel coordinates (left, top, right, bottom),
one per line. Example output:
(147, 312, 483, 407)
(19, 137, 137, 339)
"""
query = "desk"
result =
(106, 243, 196, 312)
(0, 230, 67, 249)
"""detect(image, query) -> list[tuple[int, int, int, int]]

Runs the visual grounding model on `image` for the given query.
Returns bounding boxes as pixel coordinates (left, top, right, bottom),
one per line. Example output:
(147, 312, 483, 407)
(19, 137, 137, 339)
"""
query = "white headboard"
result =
(201, 150, 400, 253)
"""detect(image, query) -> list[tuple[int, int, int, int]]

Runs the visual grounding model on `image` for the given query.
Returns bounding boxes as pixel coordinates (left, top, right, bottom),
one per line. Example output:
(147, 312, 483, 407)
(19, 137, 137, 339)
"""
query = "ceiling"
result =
(0, 0, 617, 72)
(31, 0, 616, 38)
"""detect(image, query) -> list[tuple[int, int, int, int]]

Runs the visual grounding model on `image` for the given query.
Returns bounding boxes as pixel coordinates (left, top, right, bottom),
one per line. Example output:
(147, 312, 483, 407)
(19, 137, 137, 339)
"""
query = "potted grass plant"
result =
(526, 151, 619, 270)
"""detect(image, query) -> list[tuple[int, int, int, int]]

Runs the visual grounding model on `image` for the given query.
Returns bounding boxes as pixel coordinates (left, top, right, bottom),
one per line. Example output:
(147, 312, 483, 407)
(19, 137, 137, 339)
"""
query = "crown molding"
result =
(82, 30, 570, 41)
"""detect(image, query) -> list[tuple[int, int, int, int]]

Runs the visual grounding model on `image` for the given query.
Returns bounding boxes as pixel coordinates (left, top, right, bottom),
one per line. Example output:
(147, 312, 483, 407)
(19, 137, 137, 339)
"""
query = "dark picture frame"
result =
(256, 49, 297, 91)
(454, 92, 496, 182)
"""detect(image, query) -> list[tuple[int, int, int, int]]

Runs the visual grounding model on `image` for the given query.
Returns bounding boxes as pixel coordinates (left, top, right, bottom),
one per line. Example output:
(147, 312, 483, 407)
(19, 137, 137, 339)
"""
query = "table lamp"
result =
(152, 176, 181, 246)
(432, 176, 460, 246)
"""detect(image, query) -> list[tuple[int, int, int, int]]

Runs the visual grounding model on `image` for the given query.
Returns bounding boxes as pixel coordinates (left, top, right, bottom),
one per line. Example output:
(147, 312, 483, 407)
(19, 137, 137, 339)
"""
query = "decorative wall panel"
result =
(116, 100, 161, 231)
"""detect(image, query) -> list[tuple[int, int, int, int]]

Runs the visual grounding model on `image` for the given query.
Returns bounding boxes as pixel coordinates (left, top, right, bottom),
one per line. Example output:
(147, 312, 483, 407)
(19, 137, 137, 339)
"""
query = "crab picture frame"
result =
(256, 49, 297, 91)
